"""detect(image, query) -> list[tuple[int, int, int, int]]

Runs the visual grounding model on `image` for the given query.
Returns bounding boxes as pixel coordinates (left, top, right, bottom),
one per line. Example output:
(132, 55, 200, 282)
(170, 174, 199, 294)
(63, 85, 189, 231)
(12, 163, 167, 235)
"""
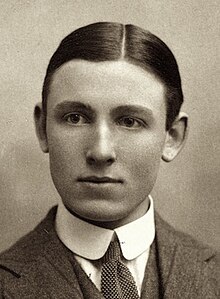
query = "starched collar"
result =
(55, 196, 155, 260)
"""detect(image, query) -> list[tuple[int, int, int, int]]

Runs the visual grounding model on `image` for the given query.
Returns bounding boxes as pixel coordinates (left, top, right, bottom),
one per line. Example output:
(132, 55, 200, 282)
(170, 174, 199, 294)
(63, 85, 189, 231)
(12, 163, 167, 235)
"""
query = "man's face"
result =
(45, 60, 167, 227)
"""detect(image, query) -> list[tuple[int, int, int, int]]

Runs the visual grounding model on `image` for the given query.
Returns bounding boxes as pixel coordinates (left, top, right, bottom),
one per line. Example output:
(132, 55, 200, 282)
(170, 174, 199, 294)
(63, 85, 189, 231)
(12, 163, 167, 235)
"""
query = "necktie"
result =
(101, 240, 140, 299)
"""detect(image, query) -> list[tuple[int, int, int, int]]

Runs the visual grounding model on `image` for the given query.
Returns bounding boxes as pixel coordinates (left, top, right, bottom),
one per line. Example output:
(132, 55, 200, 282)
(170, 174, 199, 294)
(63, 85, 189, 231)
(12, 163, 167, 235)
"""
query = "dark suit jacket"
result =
(0, 207, 219, 298)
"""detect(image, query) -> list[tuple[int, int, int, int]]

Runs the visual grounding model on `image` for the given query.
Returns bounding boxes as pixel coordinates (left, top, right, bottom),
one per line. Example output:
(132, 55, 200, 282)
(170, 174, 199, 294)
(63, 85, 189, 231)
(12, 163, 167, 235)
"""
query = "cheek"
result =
(121, 135, 165, 180)
(46, 129, 85, 174)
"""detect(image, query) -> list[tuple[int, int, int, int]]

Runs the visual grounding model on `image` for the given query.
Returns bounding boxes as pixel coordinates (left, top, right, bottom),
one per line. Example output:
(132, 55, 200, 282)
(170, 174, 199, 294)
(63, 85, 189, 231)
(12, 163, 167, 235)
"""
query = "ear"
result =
(162, 112, 188, 162)
(34, 103, 48, 153)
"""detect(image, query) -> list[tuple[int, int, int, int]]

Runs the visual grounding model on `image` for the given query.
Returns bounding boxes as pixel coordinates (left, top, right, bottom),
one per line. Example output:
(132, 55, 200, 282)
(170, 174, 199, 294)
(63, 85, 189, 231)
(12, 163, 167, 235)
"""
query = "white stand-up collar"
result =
(56, 196, 155, 260)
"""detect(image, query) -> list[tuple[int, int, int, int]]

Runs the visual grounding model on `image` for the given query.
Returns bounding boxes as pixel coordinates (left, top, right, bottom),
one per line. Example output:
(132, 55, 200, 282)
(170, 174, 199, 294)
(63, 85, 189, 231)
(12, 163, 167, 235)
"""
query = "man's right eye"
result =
(63, 113, 89, 125)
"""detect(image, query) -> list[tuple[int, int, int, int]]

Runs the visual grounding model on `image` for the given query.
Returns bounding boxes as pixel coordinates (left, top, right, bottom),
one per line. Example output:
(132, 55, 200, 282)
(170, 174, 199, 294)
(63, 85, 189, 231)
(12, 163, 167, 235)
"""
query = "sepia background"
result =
(0, 0, 219, 253)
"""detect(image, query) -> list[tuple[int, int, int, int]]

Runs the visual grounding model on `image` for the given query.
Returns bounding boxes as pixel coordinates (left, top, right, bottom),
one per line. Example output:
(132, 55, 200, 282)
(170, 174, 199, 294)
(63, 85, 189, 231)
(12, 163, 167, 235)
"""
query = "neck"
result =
(66, 197, 150, 229)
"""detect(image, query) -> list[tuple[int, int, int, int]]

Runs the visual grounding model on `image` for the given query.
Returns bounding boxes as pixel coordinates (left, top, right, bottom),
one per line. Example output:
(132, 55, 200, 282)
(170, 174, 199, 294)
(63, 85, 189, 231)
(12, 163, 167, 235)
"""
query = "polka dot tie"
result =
(101, 240, 140, 299)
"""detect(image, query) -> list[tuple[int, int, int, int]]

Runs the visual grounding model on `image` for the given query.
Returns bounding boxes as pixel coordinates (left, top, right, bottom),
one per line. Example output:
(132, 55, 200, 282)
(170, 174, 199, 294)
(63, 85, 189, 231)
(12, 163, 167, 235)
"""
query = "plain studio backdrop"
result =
(0, 0, 219, 253)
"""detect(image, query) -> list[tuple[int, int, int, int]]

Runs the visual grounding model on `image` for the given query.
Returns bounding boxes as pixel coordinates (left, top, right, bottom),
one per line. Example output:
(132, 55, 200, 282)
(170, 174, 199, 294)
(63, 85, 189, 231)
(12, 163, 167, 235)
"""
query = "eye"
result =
(64, 113, 89, 125)
(117, 116, 144, 128)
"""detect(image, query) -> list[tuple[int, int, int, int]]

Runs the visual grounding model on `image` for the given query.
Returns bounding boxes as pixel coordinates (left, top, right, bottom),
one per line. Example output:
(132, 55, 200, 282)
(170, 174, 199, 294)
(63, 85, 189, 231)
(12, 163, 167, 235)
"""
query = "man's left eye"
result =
(64, 113, 89, 125)
(117, 117, 144, 128)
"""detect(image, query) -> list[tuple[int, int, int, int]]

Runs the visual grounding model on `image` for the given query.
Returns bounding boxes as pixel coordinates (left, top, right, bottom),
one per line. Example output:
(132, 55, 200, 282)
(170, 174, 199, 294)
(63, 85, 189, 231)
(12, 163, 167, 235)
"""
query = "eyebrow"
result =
(53, 101, 95, 117)
(111, 105, 153, 119)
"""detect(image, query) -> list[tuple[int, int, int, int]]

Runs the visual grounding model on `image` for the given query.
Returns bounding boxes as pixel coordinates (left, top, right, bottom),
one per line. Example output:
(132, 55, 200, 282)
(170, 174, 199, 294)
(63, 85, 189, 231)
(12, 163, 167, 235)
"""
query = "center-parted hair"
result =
(42, 22, 183, 130)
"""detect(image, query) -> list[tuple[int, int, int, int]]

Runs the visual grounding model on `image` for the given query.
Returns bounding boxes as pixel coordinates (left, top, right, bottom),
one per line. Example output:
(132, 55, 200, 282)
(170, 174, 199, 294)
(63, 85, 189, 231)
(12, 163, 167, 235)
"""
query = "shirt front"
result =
(55, 196, 155, 295)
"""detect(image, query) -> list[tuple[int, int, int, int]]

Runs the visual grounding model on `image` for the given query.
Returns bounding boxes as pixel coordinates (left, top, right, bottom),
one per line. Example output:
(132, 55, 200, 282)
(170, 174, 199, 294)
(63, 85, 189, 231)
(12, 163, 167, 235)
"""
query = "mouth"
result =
(77, 176, 123, 184)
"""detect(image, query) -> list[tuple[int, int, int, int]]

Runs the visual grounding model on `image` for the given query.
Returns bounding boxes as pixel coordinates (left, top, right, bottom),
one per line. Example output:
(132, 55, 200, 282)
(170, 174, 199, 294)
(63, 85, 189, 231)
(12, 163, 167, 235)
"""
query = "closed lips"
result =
(77, 177, 123, 183)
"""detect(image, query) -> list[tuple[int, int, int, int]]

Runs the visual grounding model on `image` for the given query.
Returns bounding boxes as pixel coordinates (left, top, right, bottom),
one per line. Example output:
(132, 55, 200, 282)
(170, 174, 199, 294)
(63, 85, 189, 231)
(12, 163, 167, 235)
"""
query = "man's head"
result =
(35, 22, 188, 228)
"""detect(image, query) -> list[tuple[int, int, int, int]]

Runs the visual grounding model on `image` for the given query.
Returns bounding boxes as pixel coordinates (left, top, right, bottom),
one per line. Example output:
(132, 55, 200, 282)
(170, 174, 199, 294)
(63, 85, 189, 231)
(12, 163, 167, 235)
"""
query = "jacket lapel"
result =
(2, 255, 83, 298)
(163, 245, 200, 298)
(39, 228, 84, 298)
(154, 213, 216, 298)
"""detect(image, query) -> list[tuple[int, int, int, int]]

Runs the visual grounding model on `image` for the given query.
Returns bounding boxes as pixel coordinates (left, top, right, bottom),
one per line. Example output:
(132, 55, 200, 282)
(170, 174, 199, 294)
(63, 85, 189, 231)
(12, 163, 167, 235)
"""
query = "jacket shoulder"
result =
(0, 207, 84, 298)
(0, 206, 58, 276)
(155, 211, 218, 259)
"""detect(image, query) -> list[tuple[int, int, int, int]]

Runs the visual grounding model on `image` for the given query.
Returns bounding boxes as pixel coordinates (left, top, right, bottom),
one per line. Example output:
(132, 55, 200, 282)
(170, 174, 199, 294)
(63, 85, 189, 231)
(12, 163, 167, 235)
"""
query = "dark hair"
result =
(42, 22, 183, 130)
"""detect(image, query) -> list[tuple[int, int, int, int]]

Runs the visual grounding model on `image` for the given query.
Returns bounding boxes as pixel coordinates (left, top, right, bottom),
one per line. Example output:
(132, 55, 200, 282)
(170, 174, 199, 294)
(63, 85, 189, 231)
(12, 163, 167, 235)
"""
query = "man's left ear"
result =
(162, 112, 188, 162)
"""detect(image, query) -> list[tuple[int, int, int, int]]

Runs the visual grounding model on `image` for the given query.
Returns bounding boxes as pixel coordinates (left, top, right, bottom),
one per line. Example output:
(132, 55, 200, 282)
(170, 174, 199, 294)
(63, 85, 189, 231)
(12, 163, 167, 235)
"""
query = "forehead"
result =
(48, 59, 166, 114)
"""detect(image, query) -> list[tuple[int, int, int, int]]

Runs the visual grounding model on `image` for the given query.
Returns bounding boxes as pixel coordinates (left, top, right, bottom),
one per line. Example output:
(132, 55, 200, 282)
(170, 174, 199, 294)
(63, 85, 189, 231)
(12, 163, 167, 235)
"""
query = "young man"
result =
(0, 22, 219, 298)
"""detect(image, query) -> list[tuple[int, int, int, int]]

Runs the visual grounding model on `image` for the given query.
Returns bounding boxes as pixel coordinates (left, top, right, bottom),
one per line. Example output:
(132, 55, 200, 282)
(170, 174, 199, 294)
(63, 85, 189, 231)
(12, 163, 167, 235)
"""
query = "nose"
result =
(86, 123, 116, 167)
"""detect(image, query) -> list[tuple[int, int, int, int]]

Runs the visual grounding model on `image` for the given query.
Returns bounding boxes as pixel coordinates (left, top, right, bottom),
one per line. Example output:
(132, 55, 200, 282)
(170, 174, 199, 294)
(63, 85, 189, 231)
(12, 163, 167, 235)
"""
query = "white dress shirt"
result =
(55, 196, 155, 295)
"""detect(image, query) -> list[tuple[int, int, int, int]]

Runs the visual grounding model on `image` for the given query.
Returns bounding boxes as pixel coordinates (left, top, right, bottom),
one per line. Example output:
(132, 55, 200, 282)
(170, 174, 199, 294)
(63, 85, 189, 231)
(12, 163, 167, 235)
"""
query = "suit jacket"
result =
(0, 207, 219, 298)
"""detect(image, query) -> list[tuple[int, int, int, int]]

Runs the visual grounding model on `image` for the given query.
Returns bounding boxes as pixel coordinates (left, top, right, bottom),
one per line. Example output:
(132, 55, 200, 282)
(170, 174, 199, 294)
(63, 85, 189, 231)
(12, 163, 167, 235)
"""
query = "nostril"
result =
(86, 156, 96, 165)
(86, 155, 116, 166)
(106, 158, 115, 165)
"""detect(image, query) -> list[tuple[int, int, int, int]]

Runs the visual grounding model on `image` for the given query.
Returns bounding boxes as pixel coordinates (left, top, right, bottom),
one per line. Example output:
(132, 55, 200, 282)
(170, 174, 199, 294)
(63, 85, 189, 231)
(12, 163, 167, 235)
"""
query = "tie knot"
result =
(102, 240, 121, 263)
